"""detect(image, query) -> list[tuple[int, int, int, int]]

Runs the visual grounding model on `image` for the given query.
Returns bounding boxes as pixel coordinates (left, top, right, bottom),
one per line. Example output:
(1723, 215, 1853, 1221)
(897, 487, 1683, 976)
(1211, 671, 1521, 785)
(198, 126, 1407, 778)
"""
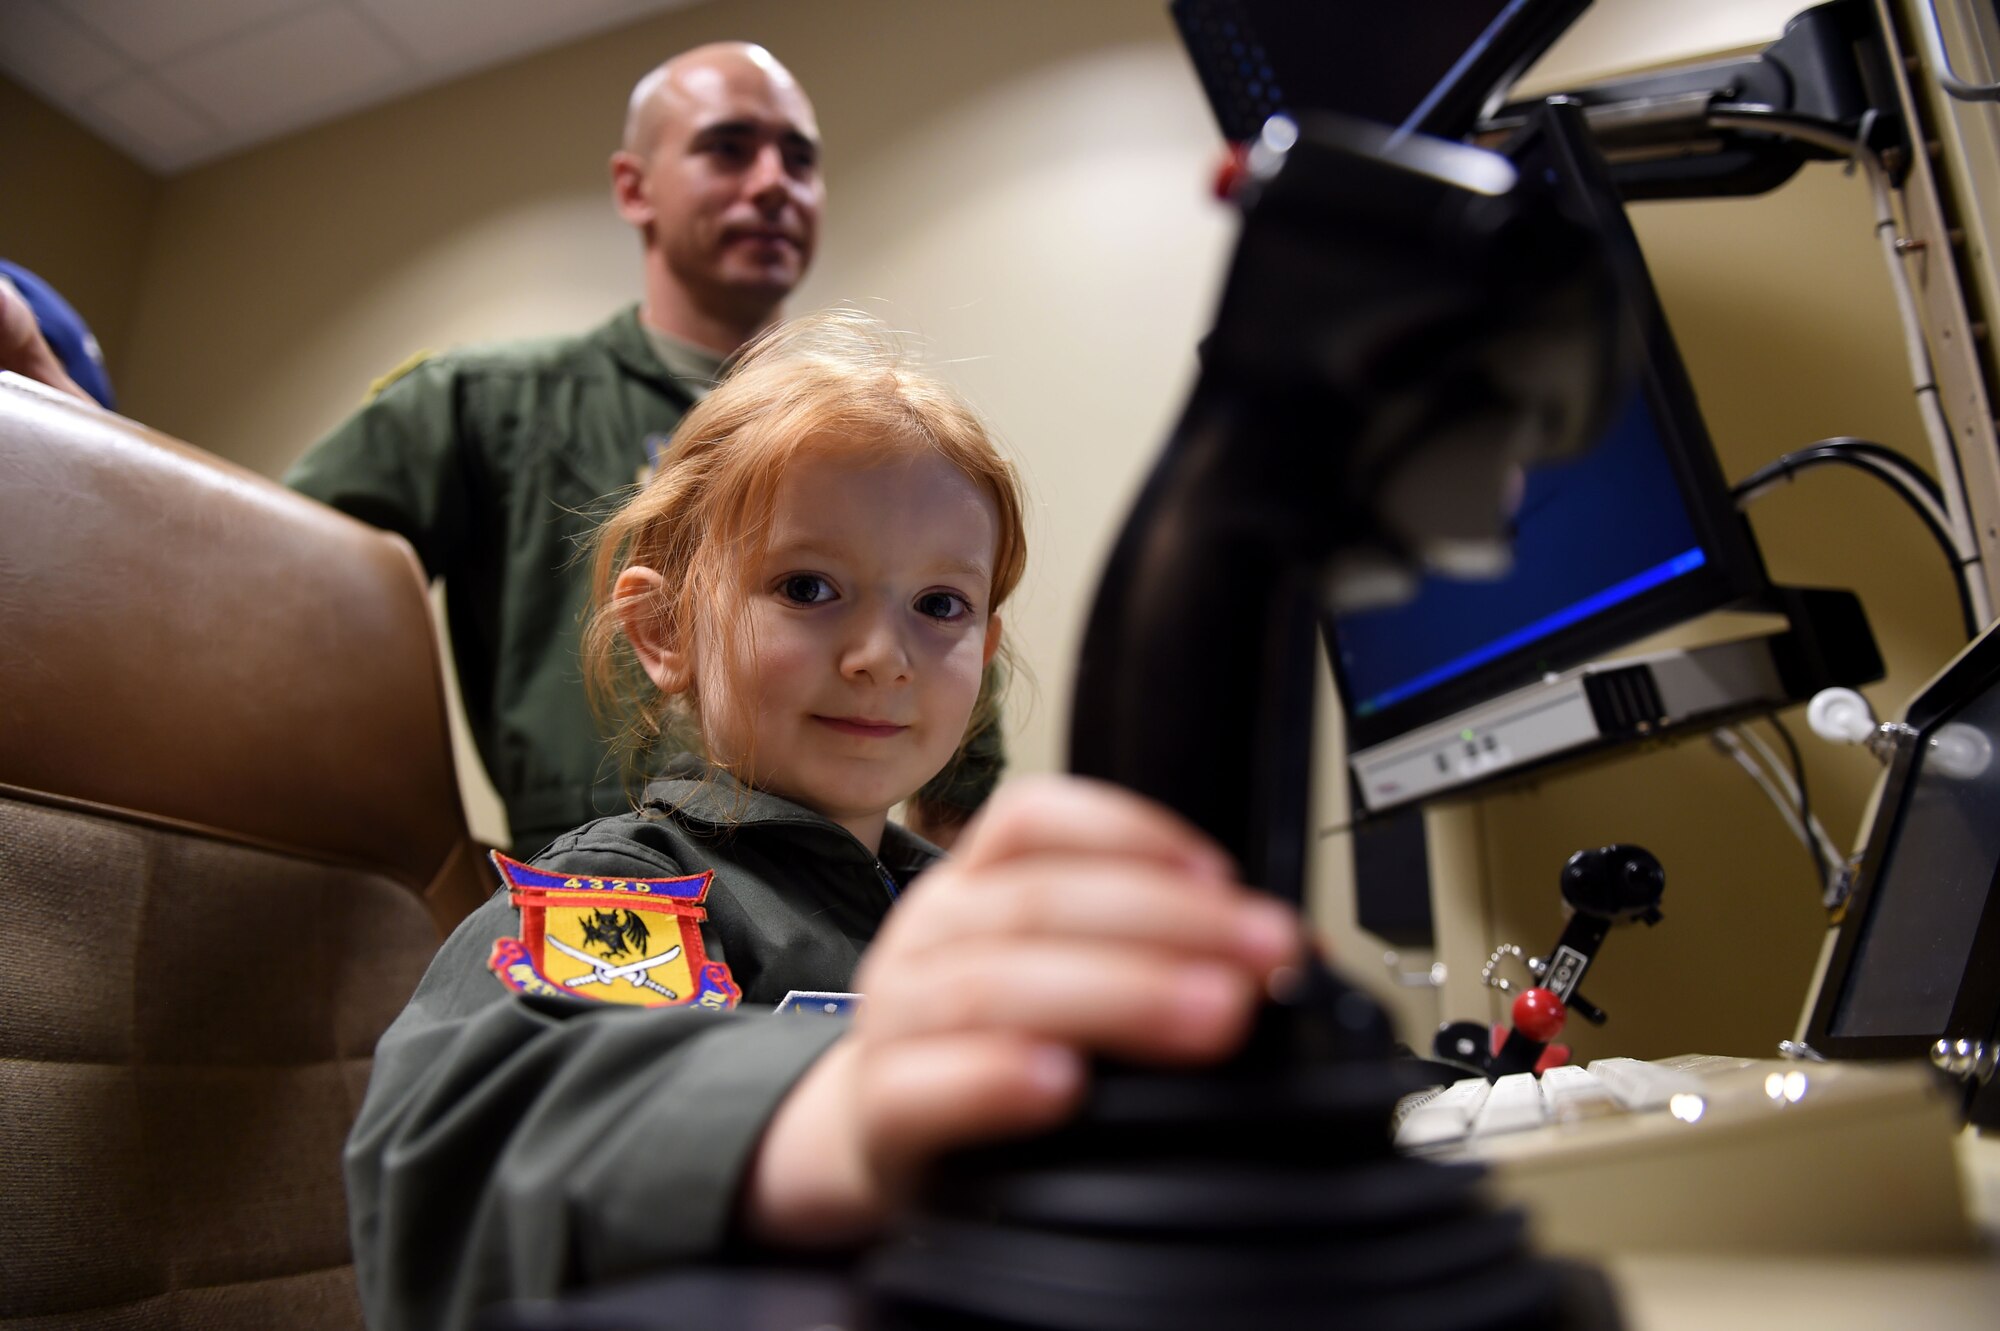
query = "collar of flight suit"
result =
(639, 751, 941, 887)
(598, 305, 715, 406)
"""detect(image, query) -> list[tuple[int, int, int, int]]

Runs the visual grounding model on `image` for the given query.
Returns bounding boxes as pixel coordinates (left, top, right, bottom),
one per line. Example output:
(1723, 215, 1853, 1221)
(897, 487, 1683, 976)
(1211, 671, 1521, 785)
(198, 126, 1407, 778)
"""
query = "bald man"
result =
(614, 43, 822, 353)
(287, 44, 829, 857)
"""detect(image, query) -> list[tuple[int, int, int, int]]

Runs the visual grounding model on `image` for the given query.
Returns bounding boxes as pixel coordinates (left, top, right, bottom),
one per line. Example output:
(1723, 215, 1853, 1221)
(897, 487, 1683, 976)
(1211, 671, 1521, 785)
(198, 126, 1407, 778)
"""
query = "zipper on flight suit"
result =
(874, 860, 900, 903)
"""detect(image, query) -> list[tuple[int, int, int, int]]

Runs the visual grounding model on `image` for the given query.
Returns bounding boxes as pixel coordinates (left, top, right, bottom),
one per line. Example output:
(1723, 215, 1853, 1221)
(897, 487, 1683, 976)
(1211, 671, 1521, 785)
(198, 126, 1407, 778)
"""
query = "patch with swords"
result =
(485, 853, 741, 1010)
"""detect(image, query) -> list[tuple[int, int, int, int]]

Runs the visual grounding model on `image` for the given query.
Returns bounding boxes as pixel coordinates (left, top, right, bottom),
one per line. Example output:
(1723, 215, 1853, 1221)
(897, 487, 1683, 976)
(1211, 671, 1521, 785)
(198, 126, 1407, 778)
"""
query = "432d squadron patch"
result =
(486, 853, 740, 1010)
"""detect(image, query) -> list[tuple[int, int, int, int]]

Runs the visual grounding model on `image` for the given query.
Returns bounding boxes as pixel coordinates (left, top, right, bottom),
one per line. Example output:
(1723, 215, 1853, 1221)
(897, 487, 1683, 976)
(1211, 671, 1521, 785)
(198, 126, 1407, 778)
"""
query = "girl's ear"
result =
(982, 610, 1004, 667)
(615, 566, 692, 693)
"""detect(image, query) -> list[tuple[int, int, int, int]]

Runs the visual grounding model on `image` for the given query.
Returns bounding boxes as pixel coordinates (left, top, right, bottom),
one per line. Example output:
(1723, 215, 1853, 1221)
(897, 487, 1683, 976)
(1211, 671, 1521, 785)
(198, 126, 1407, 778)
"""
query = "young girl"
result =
(344, 311, 1302, 1330)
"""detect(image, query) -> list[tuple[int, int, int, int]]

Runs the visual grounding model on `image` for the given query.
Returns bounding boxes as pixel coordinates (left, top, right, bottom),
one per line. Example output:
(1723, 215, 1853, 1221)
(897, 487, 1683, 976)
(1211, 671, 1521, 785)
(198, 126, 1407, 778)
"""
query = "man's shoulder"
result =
(420, 309, 636, 383)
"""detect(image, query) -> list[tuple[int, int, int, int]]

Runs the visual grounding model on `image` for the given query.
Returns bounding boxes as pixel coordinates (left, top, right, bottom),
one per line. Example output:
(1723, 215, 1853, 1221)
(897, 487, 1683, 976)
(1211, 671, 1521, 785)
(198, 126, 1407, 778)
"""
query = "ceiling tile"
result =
(80, 75, 222, 171)
(357, 0, 675, 68)
(57, 0, 319, 65)
(155, 4, 414, 137)
(0, 0, 132, 101)
(10, 0, 700, 174)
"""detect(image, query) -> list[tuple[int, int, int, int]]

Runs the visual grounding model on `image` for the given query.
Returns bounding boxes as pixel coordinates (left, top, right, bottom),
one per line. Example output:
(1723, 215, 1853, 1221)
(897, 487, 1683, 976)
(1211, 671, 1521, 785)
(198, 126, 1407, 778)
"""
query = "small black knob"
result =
(1559, 844, 1666, 921)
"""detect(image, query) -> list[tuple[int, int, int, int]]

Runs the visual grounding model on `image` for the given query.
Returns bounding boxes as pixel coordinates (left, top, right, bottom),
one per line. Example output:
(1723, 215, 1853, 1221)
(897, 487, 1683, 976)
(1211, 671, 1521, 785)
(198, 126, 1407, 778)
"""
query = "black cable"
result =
(1734, 447, 1980, 639)
(1706, 105, 1864, 156)
(1732, 450, 1950, 541)
(1791, 437, 1944, 505)
(1765, 714, 1829, 897)
(1733, 438, 1943, 507)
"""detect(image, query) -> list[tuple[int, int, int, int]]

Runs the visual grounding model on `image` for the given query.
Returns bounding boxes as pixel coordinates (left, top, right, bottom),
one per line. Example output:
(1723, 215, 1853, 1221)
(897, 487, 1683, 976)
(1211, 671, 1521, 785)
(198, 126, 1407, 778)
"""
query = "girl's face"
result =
(696, 449, 1003, 850)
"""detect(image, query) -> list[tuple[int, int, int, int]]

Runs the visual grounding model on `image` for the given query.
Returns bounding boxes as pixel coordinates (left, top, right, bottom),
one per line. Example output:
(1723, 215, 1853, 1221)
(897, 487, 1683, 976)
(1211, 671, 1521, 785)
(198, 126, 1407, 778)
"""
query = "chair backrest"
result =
(0, 373, 492, 1327)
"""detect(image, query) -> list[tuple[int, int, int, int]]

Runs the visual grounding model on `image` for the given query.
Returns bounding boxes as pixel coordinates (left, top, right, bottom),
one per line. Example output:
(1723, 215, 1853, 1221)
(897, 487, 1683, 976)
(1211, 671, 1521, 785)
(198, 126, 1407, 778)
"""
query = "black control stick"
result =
(864, 102, 1635, 1331)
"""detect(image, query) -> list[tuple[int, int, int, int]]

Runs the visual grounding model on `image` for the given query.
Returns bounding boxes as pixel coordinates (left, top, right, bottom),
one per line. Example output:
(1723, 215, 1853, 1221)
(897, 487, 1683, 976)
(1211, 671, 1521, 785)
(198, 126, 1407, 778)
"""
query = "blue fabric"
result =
(0, 260, 115, 409)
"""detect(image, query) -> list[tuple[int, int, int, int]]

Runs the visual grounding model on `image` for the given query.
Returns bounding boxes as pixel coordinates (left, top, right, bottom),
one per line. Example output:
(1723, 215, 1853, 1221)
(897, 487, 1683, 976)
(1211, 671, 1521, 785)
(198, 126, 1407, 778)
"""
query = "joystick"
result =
(871, 103, 1633, 1331)
(1450, 844, 1668, 1081)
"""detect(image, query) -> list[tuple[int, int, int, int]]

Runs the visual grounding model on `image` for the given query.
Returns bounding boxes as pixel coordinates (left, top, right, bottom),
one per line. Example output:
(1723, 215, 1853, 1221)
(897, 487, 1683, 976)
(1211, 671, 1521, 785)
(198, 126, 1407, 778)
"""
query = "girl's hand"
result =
(740, 775, 1304, 1247)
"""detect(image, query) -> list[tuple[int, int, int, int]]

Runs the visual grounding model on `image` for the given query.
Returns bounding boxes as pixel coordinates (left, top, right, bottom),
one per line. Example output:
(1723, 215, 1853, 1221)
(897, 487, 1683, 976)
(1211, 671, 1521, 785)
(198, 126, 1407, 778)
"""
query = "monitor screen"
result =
(1830, 687, 2000, 1040)
(1807, 626, 2000, 1056)
(1326, 103, 1771, 755)
(1335, 390, 1707, 722)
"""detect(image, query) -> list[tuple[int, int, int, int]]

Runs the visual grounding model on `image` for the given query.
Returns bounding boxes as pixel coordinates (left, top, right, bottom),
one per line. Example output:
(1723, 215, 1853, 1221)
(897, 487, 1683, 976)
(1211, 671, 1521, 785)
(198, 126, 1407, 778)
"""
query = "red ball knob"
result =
(1511, 987, 1568, 1043)
(1212, 142, 1252, 201)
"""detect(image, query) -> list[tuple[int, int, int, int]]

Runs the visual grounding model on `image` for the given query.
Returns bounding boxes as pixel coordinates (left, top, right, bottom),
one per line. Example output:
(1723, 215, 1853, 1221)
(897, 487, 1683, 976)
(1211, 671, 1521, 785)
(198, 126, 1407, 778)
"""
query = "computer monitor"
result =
(1325, 103, 1773, 767)
(1802, 625, 2000, 1081)
(1169, 0, 1588, 143)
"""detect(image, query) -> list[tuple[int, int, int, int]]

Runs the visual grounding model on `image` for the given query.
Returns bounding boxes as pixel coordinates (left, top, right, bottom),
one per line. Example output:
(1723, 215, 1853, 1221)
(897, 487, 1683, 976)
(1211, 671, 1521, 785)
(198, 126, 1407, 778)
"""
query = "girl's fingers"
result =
(860, 938, 1262, 1062)
(951, 775, 1237, 883)
(872, 857, 1300, 975)
(856, 1034, 1087, 1188)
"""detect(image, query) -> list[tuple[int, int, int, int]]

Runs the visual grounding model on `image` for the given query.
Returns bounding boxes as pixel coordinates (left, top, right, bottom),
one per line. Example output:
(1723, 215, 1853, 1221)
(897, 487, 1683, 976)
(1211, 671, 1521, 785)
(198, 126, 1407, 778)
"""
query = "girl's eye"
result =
(779, 574, 836, 605)
(916, 590, 972, 622)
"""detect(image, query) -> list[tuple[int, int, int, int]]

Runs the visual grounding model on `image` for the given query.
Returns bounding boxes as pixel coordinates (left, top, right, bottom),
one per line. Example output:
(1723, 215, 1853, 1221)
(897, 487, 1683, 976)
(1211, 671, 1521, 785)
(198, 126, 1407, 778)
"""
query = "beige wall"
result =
(0, 74, 160, 375)
(9, 0, 1969, 1058)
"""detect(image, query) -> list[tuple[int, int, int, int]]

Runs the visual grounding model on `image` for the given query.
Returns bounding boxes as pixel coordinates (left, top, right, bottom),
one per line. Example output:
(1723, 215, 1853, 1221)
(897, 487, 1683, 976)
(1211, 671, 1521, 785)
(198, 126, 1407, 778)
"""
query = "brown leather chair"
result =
(0, 374, 493, 1327)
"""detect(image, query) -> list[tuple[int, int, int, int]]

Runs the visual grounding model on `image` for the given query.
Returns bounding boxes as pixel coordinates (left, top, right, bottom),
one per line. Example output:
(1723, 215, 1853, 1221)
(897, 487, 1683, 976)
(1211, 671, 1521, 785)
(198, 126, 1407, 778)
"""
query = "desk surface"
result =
(490, 1102, 2000, 1330)
(1608, 1130, 2000, 1330)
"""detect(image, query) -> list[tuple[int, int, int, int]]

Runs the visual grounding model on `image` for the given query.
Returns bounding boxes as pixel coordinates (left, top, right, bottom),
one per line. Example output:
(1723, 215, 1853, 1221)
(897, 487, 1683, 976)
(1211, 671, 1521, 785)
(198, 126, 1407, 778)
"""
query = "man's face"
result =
(695, 451, 1003, 847)
(625, 54, 823, 321)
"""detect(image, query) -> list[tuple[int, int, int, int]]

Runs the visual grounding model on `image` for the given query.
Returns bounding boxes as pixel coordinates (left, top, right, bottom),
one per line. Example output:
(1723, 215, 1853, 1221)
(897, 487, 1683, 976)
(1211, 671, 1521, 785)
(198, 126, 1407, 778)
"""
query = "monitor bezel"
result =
(1404, 0, 1591, 140)
(1168, 0, 1589, 145)
(1329, 102, 1773, 754)
(1802, 627, 2000, 1060)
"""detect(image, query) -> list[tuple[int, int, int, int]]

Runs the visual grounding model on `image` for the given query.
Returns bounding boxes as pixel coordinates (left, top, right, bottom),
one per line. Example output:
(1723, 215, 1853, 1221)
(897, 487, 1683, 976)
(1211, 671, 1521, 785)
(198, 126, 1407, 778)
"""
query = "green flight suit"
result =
(288, 306, 1005, 857)
(287, 307, 711, 854)
(344, 754, 939, 1330)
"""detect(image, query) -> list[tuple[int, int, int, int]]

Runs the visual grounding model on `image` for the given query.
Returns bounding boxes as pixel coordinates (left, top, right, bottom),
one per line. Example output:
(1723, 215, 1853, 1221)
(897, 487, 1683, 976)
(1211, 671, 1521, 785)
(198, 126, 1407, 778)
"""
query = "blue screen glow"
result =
(1336, 388, 1708, 717)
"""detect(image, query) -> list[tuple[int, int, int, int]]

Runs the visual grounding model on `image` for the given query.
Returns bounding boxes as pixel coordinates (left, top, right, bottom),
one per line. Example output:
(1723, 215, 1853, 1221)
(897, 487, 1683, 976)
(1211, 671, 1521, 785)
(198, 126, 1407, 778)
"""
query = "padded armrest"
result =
(0, 373, 487, 931)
